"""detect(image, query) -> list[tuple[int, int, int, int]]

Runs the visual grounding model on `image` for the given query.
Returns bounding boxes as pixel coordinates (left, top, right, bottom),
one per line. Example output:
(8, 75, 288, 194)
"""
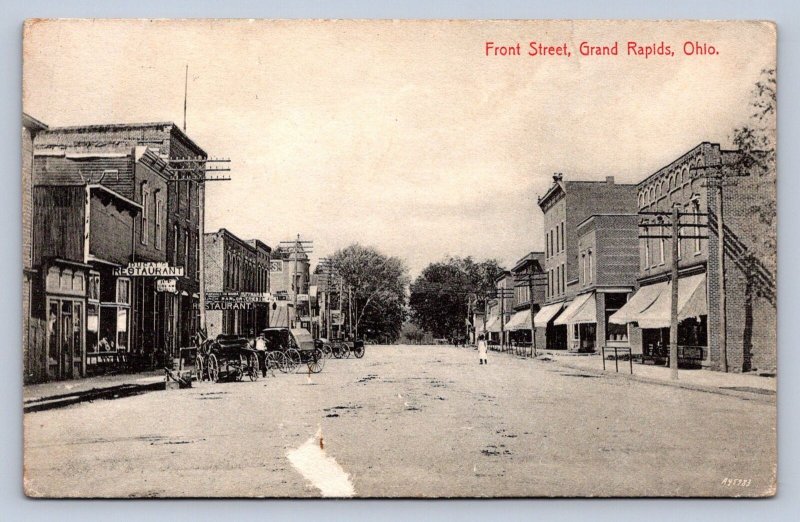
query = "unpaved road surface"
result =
(24, 344, 775, 497)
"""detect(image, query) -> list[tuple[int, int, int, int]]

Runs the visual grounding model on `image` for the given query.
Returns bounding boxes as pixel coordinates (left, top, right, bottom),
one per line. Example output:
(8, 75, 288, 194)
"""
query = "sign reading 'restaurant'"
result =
(204, 291, 271, 310)
(113, 262, 185, 277)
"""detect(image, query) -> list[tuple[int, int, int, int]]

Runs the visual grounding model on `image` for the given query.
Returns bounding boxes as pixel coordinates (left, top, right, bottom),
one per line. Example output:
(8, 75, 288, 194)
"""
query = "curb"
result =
(23, 381, 166, 413)
(538, 356, 776, 403)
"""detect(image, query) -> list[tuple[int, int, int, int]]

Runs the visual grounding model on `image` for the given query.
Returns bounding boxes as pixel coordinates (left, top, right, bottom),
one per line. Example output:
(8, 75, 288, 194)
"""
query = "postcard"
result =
(22, 19, 776, 498)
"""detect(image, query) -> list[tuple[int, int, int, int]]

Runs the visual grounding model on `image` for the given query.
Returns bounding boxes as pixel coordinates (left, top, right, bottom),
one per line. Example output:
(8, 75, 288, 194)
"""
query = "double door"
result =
(47, 297, 84, 380)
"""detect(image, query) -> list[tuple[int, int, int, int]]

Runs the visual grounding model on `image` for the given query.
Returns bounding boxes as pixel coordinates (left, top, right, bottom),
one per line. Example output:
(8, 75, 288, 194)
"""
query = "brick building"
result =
(610, 142, 776, 373)
(203, 229, 271, 339)
(553, 214, 639, 353)
(504, 252, 546, 349)
(535, 175, 638, 350)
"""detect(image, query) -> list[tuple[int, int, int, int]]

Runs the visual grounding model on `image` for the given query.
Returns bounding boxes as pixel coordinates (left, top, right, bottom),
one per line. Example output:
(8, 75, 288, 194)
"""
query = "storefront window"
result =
(117, 308, 129, 351)
(87, 303, 99, 352)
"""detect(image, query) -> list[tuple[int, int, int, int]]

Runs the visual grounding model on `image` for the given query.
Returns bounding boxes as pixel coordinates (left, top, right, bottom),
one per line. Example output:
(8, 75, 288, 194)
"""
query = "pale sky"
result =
(22, 20, 775, 276)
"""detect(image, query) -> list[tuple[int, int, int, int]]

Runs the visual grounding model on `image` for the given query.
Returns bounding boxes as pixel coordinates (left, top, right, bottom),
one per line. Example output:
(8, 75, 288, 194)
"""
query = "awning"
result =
(534, 302, 564, 326)
(608, 284, 665, 325)
(554, 292, 596, 325)
(485, 316, 501, 333)
(506, 310, 533, 331)
(636, 274, 707, 329)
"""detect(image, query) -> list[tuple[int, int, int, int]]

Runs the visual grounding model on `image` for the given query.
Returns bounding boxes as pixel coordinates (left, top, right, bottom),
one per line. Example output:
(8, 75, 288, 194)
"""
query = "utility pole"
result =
(166, 156, 231, 336)
(638, 208, 709, 381)
(714, 181, 728, 373)
(514, 265, 546, 358)
(669, 205, 680, 380)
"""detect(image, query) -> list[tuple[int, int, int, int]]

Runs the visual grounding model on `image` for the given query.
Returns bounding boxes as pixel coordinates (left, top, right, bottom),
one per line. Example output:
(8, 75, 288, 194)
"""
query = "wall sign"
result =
(113, 262, 184, 277)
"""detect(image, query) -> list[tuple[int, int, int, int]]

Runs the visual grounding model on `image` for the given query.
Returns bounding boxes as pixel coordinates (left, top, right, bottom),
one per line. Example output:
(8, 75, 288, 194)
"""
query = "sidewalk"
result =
(24, 370, 165, 404)
(537, 350, 776, 402)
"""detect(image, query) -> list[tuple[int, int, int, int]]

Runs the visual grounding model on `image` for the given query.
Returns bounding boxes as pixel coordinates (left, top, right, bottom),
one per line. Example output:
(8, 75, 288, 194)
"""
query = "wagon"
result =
(196, 334, 261, 383)
(257, 327, 326, 373)
(330, 337, 365, 359)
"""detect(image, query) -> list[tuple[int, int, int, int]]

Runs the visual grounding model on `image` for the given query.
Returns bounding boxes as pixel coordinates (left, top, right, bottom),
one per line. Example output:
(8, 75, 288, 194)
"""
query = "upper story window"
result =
(554, 226, 559, 254)
(140, 183, 150, 245)
(659, 238, 665, 265)
(560, 222, 565, 252)
(692, 199, 702, 254)
(644, 239, 650, 270)
(154, 193, 163, 250)
(116, 278, 130, 305)
(587, 251, 593, 283)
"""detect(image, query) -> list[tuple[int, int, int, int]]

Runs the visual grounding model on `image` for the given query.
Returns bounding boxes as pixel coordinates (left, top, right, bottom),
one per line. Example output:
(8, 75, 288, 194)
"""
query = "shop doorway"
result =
(47, 298, 84, 380)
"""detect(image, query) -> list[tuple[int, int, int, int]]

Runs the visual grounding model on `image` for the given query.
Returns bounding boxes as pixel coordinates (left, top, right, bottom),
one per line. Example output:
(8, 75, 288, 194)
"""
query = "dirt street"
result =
(23, 344, 776, 497)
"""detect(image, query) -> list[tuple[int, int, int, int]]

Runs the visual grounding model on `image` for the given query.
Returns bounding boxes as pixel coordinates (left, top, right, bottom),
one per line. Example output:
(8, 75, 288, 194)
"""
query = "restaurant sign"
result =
(205, 291, 271, 311)
(113, 262, 184, 277)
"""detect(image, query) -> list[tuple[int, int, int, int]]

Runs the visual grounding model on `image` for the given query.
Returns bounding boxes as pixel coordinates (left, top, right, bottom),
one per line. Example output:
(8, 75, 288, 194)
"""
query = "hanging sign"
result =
(156, 279, 177, 293)
(269, 260, 283, 273)
(297, 293, 310, 302)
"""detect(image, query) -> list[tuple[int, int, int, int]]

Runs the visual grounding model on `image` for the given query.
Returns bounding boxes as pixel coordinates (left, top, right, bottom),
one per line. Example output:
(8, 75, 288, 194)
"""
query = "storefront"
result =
(85, 264, 132, 373)
(534, 302, 566, 350)
(609, 273, 708, 366)
(42, 261, 88, 380)
(554, 292, 596, 352)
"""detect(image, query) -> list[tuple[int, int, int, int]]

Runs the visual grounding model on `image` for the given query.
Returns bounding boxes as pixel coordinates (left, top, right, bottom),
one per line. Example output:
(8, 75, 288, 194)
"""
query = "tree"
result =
(409, 257, 504, 339)
(731, 68, 776, 277)
(331, 244, 409, 341)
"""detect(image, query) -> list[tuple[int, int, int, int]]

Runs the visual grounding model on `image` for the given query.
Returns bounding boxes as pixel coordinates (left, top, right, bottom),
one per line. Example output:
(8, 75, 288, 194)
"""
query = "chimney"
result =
(606, 176, 615, 185)
(553, 172, 563, 182)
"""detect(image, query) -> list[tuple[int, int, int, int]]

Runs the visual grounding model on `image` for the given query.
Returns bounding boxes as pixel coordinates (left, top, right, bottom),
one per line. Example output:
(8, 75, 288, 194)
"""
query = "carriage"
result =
(195, 334, 261, 383)
(255, 327, 326, 374)
(328, 337, 366, 359)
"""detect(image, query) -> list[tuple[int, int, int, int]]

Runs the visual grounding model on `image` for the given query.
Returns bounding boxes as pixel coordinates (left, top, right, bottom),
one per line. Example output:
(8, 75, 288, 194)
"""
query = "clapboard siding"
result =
(32, 186, 85, 265)
(34, 155, 135, 199)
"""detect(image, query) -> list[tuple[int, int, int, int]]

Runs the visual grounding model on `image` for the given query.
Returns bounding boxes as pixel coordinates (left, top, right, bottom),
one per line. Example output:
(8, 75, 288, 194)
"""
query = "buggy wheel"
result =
(333, 343, 344, 359)
(273, 351, 290, 373)
(248, 353, 259, 381)
(307, 347, 325, 373)
(207, 354, 220, 383)
(322, 344, 333, 359)
(234, 354, 245, 382)
(195, 356, 204, 382)
(342, 344, 352, 359)
(353, 345, 365, 359)
(286, 349, 301, 372)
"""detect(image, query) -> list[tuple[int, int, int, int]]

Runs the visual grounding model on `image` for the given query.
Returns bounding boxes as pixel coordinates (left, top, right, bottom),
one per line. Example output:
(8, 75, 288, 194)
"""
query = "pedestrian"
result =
(477, 334, 488, 365)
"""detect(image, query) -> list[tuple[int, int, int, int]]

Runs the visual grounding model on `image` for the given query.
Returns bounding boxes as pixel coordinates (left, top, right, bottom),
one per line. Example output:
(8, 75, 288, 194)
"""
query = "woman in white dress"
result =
(477, 334, 488, 365)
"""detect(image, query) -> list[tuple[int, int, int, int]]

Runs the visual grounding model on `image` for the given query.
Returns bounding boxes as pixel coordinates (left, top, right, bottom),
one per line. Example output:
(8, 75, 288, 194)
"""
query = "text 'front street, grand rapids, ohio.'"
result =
(21, 19, 776, 498)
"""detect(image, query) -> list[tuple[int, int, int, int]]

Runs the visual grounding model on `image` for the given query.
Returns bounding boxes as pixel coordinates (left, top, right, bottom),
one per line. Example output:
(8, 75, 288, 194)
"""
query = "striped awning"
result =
(636, 274, 707, 329)
(533, 302, 564, 325)
(554, 292, 596, 325)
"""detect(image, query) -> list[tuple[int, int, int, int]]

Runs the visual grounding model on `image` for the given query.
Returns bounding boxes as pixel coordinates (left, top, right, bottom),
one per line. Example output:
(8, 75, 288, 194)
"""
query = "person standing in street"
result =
(477, 334, 488, 365)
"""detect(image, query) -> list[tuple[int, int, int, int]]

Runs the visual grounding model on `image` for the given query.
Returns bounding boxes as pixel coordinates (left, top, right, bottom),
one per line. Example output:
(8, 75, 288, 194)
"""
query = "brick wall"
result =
(707, 168, 777, 372)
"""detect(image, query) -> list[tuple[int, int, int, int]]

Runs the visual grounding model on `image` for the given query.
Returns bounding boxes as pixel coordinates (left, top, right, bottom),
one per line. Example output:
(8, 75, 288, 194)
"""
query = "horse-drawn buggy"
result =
(253, 327, 326, 374)
(196, 334, 261, 382)
(324, 337, 365, 359)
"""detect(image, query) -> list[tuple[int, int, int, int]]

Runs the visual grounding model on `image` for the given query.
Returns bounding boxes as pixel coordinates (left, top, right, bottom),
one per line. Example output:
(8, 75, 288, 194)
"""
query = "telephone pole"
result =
(514, 267, 546, 358)
(638, 208, 708, 380)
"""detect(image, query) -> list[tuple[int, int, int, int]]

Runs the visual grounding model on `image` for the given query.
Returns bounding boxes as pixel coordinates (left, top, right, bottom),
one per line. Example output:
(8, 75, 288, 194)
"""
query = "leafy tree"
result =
(331, 244, 409, 340)
(731, 68, 776, 277)
(409, 256, 504, 339)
